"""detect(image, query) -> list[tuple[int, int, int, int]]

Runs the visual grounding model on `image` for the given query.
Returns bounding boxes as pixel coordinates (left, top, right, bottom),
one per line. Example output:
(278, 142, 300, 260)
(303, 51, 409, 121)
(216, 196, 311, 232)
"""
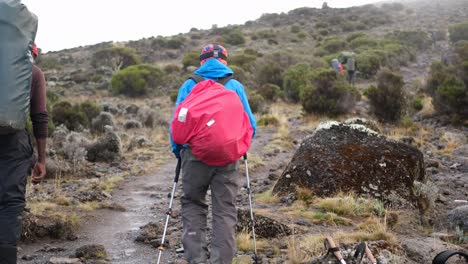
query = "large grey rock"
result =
(447, 205, 468, 233)
(86, 127, 122, 162)
(272, 121, 426, 209)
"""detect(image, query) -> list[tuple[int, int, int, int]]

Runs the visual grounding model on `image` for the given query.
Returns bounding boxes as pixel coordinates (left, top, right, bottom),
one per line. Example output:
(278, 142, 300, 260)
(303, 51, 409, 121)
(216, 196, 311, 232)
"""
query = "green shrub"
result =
(385, 31, 431, 50)
(356, 51, 383, 78)
(46, 90, 60, 106)
(166, 36, 186, 49)
(257, 64, 283, 88)
(248, 93, 267, 114)
(80, 101, 101, 124)
(223, 29, 245, 45)
(182, 50, 200, 70)
(291, 25, 301, 33)
(257, 84, 281, 102)
(229, 53, 257, 70)
(350, 36, 379, 50)
(434, 75, 467, 115)
(91, 47, 141, 72)
(52, 101, 88, 131)
(283, 63, 312, 102)
(366, 69, 405, 122)
(111, 64, 165, 97)
(257, 115, 280, 126)
(449, 21, 468, 43)
(36, 57, 62, 71)
(170, 90, 178, 103)
(319, 29, 329, 36)
(300, 69, 359, 115)
(322, 37, 347, 53)
(229, 65, 247, 83)
(454, 41, 468, 61)
(412, 97, 424, 111)
(346, 32, 368, 42)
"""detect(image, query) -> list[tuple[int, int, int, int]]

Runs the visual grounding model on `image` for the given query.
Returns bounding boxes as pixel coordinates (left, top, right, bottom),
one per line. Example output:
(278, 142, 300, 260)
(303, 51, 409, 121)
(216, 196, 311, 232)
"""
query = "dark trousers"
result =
(0, 131, 33, 264)
(180, 148, 240, 264)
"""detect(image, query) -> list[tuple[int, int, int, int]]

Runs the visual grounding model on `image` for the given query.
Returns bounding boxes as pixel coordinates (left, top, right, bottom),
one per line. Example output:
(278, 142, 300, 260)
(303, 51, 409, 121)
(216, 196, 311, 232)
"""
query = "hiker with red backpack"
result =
(170, 43, 256, 264)
(0, 1, 48, 263)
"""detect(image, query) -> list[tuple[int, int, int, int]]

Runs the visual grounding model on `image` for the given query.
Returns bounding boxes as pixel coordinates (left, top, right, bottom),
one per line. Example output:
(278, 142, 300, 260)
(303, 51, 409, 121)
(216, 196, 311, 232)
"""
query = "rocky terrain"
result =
(16, 0, 468, 263)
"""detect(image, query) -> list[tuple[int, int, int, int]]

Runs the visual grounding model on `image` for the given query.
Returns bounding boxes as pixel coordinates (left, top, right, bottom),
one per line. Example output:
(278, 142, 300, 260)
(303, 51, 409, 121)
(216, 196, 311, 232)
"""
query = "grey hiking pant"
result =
(180, 148, 240, 264)
(0, 131, 33, 264)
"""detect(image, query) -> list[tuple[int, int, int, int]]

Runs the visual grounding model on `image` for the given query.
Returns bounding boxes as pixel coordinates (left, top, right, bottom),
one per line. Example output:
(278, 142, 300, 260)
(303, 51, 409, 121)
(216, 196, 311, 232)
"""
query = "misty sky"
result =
(21, 0, 381, 52)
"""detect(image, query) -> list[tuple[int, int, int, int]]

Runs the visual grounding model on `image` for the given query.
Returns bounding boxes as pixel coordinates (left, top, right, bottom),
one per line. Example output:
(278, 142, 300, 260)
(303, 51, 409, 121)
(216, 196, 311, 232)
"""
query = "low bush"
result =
(52, 101, 88, 131)
(366, 69, 405, 122)
(449, 21, 468, 43)
(256, 63, 283, 88)
(322, 37, 347, 53)
(91, 47, 141, 72)
(283, 63, 312, 102)
(385, 30, 431, 50)
(248, 93, 267, 114)
(182, 50, 200, 70)
(223, 29, 245, 45)
(79, 101, 101, 124)
(300, 69, 359, 115)
(257, 84, 282, 102)
(111, 64, 166, 97)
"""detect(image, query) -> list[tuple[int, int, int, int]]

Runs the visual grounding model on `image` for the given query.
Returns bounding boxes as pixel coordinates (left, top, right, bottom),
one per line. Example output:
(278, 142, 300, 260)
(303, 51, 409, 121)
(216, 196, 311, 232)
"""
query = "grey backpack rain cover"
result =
(0, 0, 38, 131)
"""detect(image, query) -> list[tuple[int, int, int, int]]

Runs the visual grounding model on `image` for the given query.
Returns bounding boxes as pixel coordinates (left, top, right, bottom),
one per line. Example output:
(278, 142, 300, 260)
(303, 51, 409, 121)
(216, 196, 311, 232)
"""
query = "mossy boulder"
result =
(272, 121, 426, 209)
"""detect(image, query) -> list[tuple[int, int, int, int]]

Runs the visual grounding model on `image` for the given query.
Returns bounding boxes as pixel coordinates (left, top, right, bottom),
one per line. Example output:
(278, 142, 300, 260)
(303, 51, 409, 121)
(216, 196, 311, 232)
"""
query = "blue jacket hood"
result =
(194, 58, 233, 79)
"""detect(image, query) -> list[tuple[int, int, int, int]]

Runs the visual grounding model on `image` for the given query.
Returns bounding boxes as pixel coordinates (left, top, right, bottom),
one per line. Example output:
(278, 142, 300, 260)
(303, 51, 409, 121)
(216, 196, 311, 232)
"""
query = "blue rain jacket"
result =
(170, 58, 257, 158)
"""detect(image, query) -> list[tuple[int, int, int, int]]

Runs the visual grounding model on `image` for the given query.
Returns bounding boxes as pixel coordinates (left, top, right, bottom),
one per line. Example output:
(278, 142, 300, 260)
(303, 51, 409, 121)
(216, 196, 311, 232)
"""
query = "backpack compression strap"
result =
(189, 74, 233, 86)
(432, 250, 468, 264)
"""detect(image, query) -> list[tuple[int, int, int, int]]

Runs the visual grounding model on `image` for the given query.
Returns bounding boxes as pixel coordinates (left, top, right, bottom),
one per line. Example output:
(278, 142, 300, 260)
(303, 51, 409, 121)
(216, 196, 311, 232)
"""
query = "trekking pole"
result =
(243, 154, 258, 263)
(364, 243, 377, 264)
(324, 237, 347, 264)
(157, 158, 182, 264)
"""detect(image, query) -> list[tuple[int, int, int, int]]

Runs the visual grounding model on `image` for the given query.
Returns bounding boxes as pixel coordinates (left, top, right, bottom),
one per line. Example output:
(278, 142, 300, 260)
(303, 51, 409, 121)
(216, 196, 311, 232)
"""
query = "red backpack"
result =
(171, 76, 253, 166)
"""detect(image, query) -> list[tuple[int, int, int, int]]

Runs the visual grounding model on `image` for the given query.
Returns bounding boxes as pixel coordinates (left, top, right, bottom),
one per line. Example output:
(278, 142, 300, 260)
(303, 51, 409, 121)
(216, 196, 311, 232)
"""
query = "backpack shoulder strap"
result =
(188, 74, 234, 86)
(217, 75, 233, 86)
(189, 74, 205, 84)
(432, 250, 468, 264)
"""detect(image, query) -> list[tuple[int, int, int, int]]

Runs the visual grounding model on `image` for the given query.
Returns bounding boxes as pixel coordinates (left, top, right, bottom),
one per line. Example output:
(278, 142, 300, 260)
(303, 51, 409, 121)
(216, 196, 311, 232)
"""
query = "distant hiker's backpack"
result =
(346, 57, 356, 71)
(0, 0, 38, 134)
(171, 75, 253, 166)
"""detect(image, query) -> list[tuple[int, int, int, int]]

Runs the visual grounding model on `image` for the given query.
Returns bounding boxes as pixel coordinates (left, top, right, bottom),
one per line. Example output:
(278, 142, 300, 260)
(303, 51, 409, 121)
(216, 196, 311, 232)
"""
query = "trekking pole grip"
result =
(175, 158, 181, 182)
(243, 153, 248, 160)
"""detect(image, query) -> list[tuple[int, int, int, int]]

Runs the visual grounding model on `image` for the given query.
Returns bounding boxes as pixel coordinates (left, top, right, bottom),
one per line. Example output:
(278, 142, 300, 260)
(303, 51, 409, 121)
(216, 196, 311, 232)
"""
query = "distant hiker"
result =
(170, 43, 256, 264)
(346, 56, 357, 85)
(0, 1, 45, 263)
(331, 58, 344, 74)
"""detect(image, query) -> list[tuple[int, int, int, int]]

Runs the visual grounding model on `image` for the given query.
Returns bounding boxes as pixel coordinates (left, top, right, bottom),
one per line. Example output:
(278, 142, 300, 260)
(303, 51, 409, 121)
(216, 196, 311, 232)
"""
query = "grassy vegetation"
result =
(315, 193, 386, 217)
(255, 189, 281, 204)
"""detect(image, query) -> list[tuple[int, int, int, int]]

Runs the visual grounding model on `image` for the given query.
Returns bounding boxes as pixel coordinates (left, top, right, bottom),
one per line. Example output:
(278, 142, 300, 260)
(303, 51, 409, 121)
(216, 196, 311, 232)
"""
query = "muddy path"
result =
(19, 157, 180, 264)
(18, 124, 286, 263)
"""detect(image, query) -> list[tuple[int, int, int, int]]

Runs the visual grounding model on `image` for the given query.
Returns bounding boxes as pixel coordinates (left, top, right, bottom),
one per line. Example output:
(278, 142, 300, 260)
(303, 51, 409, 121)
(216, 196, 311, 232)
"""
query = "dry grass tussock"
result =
(28, 201, 58, 215)
(236, 232, 269, 252)
(292, 218, 397, 261)
(287, 235, 312, 264)
(262, 103, 297, 155)
(437, 134, 460, 156)
(315, 192, 386, 217)
(255, 189, 281, 204)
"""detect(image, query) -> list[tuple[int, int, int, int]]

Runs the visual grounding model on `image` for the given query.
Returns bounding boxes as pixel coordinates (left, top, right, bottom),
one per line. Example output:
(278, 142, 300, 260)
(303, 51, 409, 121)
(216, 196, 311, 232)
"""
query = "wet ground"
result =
(18, 159, 180, 264)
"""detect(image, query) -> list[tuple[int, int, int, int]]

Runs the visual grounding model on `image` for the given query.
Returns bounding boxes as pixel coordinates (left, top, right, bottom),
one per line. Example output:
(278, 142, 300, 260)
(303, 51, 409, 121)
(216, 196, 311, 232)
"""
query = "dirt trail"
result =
(19, 158, 179, 264)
